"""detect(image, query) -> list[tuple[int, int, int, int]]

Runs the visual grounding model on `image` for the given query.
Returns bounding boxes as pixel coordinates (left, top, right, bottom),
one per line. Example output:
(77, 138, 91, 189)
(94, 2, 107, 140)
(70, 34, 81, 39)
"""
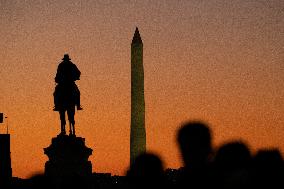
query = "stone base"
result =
(44, 134, 93, 177)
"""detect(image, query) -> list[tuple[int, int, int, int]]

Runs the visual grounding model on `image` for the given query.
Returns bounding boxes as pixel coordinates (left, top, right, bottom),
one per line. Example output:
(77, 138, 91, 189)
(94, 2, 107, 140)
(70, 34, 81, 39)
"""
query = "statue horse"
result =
(54, 83, 78, 136)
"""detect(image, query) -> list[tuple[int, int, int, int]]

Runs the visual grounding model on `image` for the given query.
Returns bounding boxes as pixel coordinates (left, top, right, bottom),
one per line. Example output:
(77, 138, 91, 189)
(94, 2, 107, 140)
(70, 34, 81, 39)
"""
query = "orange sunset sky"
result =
(0, 0, 283, 178)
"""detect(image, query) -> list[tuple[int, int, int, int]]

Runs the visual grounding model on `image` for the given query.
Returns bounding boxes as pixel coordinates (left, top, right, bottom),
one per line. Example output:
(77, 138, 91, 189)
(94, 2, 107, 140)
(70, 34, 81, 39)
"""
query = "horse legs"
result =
(69, 122, 75, 136)
(59, 111, 66, 135)
(71, 122, 75, 136)
(67, 107, 75, 136)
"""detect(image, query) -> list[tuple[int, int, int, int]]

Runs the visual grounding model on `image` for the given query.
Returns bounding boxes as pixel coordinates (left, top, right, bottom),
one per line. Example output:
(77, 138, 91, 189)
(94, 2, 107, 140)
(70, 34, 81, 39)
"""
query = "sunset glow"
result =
(0, 0, 283, 178)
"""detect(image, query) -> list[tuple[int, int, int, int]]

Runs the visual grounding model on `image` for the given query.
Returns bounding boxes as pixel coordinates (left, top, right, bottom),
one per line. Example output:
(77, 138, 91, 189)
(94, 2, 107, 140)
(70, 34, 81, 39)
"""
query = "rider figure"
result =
(53, 54, 83, 111)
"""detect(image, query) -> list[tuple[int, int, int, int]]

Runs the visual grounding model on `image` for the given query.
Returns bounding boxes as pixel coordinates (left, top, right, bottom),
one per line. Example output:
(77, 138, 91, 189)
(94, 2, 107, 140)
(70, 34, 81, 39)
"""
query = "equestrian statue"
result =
(53, 54, 83, 136)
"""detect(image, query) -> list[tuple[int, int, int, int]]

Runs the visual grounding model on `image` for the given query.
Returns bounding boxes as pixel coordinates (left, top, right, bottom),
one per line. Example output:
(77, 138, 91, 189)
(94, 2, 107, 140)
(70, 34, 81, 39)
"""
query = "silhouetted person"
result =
(213, 141, 252, 189)
(26, 173, 91, 189)
(177, 121, 213, 189)
(250, 149, 284, 188)
(27, 174, 52, 189)
(53, 54, 82, 111)
(126, 153, 167, 189)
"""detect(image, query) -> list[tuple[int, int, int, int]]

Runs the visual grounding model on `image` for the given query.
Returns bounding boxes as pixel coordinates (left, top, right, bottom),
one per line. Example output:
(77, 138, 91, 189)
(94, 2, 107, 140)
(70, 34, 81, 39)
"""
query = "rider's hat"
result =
(62, 54, 71, 60)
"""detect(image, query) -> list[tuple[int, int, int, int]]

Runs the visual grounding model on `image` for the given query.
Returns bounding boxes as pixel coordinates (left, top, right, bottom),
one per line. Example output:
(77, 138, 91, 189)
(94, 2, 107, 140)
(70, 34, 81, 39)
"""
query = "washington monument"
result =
(130, 27, 146, 165)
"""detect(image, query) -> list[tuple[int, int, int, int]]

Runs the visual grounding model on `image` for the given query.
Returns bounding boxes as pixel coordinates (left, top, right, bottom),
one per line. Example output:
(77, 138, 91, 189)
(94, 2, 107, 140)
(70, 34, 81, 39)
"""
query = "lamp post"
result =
(5, 117, 8, 134)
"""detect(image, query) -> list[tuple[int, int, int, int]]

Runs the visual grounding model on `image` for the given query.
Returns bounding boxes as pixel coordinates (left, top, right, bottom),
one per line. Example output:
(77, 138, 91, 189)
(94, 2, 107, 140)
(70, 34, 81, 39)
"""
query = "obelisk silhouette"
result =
(130, 27, 146, 165)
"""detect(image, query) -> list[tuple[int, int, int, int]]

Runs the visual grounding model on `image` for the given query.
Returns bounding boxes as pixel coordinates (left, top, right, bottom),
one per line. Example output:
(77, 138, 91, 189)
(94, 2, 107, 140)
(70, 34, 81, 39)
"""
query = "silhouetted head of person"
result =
(251, 149, 284, 187)
(128, 153, 164, 178)
(127, 153, 165, 188)
(28, 173, 52, 189)
(214, 141, 251, 171)
(62, 54, 71, 61)
(253, 149, 283, 171)
(213, 142, 252, 189)
(177, 121, 212, 167)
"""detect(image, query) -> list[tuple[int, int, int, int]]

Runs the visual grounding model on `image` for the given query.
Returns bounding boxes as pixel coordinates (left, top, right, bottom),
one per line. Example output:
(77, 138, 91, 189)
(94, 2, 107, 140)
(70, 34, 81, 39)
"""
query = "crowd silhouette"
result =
(7, 121, 284, 189)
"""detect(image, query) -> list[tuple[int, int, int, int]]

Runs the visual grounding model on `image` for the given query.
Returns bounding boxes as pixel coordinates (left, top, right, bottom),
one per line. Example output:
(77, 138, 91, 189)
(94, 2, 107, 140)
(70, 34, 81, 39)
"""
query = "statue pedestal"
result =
(44, 134, 93, 177)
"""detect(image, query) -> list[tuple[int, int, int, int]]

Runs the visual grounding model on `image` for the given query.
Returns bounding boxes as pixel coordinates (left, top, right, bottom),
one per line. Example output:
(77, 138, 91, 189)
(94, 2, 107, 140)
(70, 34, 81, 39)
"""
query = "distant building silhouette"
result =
(0, 113, 3, 123)
(0, 134, 12, 188)
(130, 27, 146, 165)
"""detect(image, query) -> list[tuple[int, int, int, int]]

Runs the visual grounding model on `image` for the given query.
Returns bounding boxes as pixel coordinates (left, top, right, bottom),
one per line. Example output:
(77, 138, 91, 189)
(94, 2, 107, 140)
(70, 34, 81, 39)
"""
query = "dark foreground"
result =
(4, 121, 284, 189)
